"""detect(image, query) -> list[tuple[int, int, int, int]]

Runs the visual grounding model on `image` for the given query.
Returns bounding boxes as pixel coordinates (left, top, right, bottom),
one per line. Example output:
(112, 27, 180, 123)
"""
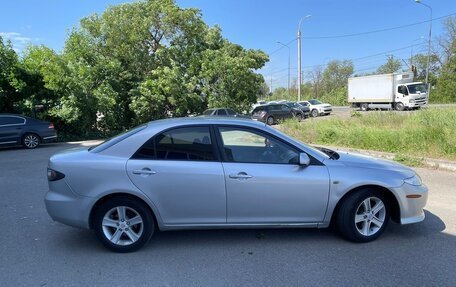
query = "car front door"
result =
(126, 126, 226, 225)
(0, 116, 25, 145)
(216, 126, 330, 224)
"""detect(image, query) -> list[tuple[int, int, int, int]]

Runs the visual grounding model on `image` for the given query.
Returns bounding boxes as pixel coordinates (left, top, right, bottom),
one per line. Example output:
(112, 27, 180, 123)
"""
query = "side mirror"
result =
(299, 153, 311, 166)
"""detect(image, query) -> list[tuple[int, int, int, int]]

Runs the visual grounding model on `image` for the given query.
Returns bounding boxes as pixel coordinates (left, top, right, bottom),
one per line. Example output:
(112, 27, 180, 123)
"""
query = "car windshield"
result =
(407, 84, 427, 94)
(309, 99, 322, 105)
(202, 109, 214, 115)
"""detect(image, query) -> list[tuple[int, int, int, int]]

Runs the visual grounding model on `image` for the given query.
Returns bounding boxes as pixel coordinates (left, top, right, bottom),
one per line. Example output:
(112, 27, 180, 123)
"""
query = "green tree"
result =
(376, 55, 402, 74)
(0, 36, 26, 112)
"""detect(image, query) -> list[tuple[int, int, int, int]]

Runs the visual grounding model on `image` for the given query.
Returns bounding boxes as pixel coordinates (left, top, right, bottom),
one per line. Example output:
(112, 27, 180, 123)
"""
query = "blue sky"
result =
(1, 0, 455, 89)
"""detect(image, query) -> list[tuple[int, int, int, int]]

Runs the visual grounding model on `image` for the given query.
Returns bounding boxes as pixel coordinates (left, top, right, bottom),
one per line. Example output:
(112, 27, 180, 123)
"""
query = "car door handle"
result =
(229, 172, 253, 179)
(132, 168, 156, 175)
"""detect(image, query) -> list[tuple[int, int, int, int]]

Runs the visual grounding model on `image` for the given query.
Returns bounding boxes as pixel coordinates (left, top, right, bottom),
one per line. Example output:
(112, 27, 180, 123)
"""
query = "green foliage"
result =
(376, 55, 402, 74)
(433, 41, 456, 103)
(281, 108, 456, 160)
(0, 0, 267, 137)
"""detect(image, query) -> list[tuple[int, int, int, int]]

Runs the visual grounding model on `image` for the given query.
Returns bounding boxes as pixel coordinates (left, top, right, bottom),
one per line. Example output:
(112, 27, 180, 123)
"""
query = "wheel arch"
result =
(330, 184, 401, 225)
(89, 192, 160, 230)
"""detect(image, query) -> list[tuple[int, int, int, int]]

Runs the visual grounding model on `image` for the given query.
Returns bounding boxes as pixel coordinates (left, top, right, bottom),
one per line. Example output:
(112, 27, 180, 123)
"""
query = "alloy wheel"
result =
(354, 197, 386, 236)
(102, 206, 144, 246)
(24, 134, 39, 148)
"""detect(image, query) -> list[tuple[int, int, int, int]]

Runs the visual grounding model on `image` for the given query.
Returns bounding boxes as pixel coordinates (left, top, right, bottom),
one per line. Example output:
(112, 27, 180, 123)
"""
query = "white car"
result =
(299, 99, 332, 117)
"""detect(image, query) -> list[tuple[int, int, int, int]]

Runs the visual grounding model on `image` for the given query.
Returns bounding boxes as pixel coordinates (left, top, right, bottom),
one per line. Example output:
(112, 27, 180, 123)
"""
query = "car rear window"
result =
(0, 116, 25, 125)
(89, 124, 147, 153)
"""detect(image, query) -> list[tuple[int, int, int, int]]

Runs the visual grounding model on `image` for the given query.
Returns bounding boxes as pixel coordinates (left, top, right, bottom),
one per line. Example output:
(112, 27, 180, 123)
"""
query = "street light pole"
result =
(415, 0, 432, 86)
(277, 41, 290, 100)
(297, 15, 311, 102)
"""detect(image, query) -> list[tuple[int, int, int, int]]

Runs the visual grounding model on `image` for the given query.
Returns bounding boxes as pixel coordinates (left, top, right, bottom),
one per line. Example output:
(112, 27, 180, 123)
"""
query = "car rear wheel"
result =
(22, 133, 40, 149)
(93, 197, 154, 252)
(311, 109, 318, 117)
(266, 116, 274, 125)
(336, 189, 389, 242)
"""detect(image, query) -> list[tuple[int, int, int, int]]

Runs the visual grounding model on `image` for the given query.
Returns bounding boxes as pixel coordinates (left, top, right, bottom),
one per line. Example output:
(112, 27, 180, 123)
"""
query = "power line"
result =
(268, 40, 433, 76)
(268, 38, 297, 56)
(302, 12, 456, 39)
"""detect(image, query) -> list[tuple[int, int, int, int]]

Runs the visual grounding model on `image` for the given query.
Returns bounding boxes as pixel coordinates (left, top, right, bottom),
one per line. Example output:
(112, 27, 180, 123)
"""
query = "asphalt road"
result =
(1, 142, 455, 286)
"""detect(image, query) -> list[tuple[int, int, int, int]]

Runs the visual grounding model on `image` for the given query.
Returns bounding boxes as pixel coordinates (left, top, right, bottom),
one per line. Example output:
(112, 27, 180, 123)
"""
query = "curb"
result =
(313, 144, 456, 172)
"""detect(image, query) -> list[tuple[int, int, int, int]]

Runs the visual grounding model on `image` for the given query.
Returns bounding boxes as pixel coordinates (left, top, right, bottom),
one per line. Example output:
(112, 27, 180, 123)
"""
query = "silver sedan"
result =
(45, 117, 428, 252)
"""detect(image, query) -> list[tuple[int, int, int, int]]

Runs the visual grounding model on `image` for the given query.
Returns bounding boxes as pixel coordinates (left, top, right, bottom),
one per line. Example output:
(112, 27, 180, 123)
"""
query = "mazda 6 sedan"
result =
(45, 117, 428, 252)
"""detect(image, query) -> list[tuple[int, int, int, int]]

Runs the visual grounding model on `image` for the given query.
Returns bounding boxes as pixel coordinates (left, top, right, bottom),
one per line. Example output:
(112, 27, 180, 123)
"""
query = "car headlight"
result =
(404, 174, 422, 186)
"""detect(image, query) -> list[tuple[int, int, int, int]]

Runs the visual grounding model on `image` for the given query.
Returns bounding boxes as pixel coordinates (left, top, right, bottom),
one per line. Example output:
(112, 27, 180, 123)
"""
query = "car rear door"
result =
(0, 116, 25, 145)
(215, 126, 330, 224)
(126, 125, 227, 225)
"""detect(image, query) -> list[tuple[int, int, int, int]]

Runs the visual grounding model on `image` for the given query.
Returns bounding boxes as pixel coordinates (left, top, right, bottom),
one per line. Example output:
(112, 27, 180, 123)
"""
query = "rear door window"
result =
(133, 126, 216, 161)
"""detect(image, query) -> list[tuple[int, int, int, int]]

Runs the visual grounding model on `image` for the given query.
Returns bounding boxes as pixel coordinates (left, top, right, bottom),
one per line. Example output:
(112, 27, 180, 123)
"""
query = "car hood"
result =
(334, 151, 415, 178)
(313, 103, 331, 108)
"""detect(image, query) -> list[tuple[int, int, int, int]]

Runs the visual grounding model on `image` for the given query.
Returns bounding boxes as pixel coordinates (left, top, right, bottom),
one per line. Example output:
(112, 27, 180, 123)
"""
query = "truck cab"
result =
(395, 81, 428, 110)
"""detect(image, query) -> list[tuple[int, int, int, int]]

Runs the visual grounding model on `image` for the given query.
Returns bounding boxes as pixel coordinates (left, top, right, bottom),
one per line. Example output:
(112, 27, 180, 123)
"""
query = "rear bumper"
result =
(41, 130, 58, 143)
(44, 180, 92, 229)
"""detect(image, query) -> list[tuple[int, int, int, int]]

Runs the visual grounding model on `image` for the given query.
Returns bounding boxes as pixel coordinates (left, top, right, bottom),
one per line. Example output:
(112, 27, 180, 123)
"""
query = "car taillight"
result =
(47, 168, 65, 181)
(48, 122, 54, 129)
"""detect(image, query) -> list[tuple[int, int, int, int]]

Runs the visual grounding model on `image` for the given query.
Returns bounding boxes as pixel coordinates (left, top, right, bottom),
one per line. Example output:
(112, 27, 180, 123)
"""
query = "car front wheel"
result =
(336, 189, 389, 242)
(311, 109, 318, 117)
(266, 116, 274, 125)
(93, 196, 154, 252)
(295, 113, 303, 122)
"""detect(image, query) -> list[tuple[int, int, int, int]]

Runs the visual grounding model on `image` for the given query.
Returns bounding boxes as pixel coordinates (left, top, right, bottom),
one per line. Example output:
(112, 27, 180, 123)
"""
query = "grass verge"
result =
(281, 108, 456, 161)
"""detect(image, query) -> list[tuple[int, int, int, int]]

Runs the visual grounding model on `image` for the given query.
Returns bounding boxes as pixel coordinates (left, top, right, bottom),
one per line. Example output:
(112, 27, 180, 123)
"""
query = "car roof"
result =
(147, 116, 263, 128)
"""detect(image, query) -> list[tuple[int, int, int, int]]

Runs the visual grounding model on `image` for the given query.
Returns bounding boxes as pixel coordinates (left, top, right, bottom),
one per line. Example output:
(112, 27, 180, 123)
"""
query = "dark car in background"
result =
(285, 102, 310, 118)
(251, 103, 305, 125)
(202, 108, 248, 118)
(0, 114, 57, 149)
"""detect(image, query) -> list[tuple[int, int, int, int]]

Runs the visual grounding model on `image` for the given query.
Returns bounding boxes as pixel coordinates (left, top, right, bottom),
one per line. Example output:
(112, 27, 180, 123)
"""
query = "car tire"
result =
(395, 102, 405, 111)
(360, 103, 369, 111)
(93, 196, 155, 253)
(296, 113, 303, 122)
(311, 109, 318, 117)
(22, 133, 41, 149)
(266, 116, 274, 125)
(336, 189, 389, 243)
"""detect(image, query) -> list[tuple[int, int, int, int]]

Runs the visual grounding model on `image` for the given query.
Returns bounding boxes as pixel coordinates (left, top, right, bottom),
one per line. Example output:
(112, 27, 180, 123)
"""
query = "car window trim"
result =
(131, 124, 221, 162)
(0, 116, 26, 127)
(213, 124, 323, 166)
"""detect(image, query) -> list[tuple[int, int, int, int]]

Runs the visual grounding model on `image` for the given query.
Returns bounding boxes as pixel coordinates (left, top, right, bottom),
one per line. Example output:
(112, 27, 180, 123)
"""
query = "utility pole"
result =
(297, 15, 311, 102)
(414, 0, 432, 86)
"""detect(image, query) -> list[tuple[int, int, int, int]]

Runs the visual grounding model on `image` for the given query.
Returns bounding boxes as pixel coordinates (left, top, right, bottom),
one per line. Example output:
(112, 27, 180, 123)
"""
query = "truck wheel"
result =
(311, 109, 318, 117)
(360, 103, 369, 111)
(395, 102, 404, 111)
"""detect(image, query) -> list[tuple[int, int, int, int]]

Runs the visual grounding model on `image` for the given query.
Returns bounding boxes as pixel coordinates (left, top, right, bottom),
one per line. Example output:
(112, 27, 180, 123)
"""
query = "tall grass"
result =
(281, 108, 456, 160)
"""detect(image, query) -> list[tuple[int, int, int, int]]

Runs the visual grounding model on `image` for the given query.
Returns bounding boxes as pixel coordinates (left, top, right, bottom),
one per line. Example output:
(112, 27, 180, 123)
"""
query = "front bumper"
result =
(392, 183, 428, 224)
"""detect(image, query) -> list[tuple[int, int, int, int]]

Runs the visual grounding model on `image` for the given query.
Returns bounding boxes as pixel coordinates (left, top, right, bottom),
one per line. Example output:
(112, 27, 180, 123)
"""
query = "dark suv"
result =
(251, 103, 305, 125)
(0, 114, 57, 149)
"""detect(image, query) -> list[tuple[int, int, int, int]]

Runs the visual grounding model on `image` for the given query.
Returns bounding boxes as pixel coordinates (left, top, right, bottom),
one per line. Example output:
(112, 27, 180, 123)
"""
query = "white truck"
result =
(348, 72, 428, 111)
